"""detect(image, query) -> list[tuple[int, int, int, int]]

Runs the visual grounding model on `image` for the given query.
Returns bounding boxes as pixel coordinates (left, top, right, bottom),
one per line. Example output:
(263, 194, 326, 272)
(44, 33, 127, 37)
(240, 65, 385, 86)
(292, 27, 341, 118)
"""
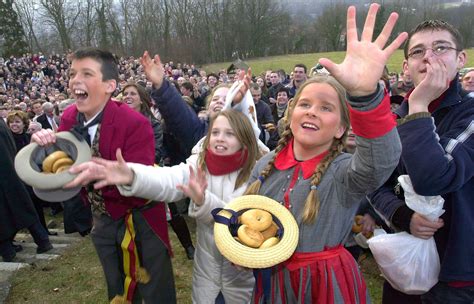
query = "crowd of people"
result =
(1, 3, 473, 304)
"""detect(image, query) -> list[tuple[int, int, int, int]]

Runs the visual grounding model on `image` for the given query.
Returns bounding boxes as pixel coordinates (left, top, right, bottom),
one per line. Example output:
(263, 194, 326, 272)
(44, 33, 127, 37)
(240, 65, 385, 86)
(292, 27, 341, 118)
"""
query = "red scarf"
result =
(205, 148, 248, 176)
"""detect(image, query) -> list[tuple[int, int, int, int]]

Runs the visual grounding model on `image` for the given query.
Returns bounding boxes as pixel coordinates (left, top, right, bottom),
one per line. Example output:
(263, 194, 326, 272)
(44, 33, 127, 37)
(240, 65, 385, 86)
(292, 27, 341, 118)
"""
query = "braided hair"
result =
(245, 76, 350, 224)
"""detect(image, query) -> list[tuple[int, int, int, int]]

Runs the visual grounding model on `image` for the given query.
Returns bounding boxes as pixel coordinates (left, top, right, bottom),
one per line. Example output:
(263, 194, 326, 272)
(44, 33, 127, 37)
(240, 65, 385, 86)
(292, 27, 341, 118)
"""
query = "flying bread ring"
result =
(240, 209, 272, 232)
(14, 131, 91, 193)
(214, 195, 299, 269)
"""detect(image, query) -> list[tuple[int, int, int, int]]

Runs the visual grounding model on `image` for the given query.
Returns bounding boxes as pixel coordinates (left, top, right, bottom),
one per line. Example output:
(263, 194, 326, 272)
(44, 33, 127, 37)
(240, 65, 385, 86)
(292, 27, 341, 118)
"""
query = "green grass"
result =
(6, 216, 384, 303)
(203, 49, 474, 75)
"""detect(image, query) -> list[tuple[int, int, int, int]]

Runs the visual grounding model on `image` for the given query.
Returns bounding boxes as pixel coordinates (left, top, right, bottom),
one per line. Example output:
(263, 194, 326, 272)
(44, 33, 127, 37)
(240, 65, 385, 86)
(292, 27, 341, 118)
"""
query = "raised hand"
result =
(140, 51, 165, 89)
(232, 68, 252, 105)
(176, 165, 208, 206)
(64, 148, 134, 189)
(319, 3, 408, 96)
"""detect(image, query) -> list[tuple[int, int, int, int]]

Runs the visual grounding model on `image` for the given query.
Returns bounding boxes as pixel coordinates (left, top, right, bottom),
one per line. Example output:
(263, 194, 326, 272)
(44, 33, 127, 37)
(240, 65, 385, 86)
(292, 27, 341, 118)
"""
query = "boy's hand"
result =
(319, 3, 408, 96)
(31, 129, 56, 146)
(410, 212, 444, 239)
(408, 57, 450, 115)
(140, 51, 165, 90)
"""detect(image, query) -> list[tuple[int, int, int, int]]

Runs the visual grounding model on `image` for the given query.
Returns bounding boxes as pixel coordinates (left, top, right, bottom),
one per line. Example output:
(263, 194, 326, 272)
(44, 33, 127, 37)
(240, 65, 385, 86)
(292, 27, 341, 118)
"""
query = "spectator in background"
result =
(390, 71, 414, 96)
(461, 68, 474, 93)
(267, 71, 285, 100)
(286, 64, 307, 98)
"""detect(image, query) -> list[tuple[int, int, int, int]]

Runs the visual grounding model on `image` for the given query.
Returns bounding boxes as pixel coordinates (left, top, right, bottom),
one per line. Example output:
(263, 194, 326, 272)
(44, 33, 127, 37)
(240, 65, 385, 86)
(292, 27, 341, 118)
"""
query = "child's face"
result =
(290, 82, 345, 157)
(208, 87, 229, 119)
(69, 58, 116, 120)
(208, 115, 242, 156)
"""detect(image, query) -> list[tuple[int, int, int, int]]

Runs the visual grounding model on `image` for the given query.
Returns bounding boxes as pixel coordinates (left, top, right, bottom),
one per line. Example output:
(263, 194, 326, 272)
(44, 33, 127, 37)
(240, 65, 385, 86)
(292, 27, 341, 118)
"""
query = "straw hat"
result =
(14, 131, 91, 202)
(213, 195, 299, 268)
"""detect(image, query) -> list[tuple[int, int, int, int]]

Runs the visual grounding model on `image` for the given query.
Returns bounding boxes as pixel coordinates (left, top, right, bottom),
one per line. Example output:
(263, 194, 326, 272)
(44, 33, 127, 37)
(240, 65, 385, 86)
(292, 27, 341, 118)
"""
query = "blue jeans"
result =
(421, 281, 474, 304)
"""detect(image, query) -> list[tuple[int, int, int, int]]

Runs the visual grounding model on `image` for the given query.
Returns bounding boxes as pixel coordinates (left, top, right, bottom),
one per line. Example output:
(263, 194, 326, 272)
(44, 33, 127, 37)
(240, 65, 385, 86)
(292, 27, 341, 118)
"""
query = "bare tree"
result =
(39, 0, 80, 51)
(14, 0, 43, 52)
(314, 3, 346, 52)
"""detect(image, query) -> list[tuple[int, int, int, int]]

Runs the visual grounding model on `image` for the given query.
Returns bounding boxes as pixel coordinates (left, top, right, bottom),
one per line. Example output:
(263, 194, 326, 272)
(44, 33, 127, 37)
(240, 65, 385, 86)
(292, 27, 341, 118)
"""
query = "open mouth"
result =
(74, 89, 88, 101)
(301, 123, 319, 131)
(215, 145, 227, 152)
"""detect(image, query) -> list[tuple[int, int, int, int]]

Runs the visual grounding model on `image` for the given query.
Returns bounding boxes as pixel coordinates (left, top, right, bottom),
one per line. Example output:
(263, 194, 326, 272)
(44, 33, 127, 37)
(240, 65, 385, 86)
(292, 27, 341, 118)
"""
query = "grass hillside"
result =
(203, 49, 474, 75)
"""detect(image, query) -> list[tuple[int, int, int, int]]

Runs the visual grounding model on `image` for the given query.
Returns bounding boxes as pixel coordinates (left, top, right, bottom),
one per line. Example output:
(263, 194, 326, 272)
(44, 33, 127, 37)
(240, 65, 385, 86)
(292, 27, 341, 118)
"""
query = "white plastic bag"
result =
(367, 175, 444, 294)
(368, 230, 440, 294)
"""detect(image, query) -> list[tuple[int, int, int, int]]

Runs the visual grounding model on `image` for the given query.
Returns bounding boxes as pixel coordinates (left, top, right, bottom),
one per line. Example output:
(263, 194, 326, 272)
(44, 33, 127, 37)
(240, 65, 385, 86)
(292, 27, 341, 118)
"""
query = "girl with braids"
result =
(66, 109, 262, 303)
(245, 4, 406, 303)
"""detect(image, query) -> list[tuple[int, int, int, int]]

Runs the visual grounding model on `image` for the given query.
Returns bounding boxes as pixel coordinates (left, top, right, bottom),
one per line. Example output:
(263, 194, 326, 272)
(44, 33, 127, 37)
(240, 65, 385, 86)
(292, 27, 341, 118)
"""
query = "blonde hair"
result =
(198, 110, 261, 189)
(245, 76, 350, 224)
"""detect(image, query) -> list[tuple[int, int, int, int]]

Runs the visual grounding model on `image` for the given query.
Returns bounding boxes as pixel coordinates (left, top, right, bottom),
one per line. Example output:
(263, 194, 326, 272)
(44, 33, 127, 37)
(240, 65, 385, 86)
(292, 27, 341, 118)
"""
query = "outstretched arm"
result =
(319, 3, 408, 96)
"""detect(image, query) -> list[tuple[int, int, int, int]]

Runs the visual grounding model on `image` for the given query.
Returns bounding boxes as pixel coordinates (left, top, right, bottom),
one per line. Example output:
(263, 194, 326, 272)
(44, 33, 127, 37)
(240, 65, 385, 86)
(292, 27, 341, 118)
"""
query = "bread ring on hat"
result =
(261, 221, 278, 240)
(42, 151, 69, 173)
(240, 209, 272, 232)
(351, 215, 364, 233)
(237, 225, 264, 248)
(52, 157, 73, 173)
(259, 237, 279, 249)
(55, 165, 71, 173)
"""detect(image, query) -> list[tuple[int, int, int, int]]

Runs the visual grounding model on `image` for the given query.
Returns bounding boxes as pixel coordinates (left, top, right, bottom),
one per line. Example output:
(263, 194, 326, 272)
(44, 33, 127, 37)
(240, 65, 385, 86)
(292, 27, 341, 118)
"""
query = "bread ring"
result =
(42, 151, 69, 173)
(259, 237, 279, 249)
(55, 165, 71, 173)
(52, 157, 74, 173)
(240, 209, 272, 232)
(261, 221, 278, 240)
(237, 225, 264, 248)
(351, 215, 364, 233)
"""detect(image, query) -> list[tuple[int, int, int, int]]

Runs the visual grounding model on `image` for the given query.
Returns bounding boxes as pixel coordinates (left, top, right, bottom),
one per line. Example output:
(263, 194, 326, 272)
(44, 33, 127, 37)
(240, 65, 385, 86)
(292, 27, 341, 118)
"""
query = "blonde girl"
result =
(67, 110, 261, 303)
(245, 4, 406, 303)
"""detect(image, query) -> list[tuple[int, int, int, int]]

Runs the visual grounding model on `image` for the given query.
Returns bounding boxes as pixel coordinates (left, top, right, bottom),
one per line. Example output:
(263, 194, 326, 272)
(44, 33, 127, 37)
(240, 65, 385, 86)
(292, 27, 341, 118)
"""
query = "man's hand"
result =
(408, 57, 450, 115)
(31, 129, 56, 146)
(410, 212, 444, 239)
(140, 51, 165, 90)
(319, 3, 408, 96)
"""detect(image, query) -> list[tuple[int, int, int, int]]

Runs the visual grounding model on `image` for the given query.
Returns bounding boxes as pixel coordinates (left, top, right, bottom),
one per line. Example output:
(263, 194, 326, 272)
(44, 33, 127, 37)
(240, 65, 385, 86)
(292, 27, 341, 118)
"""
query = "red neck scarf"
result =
(274, 138, 329, 179)
(205, 148, 248, 176)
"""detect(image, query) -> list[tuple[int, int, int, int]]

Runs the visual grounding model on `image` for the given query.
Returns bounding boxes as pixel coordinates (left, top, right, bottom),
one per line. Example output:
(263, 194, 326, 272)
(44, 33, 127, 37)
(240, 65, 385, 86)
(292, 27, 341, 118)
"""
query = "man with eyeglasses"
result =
(368, 20, 474, 303)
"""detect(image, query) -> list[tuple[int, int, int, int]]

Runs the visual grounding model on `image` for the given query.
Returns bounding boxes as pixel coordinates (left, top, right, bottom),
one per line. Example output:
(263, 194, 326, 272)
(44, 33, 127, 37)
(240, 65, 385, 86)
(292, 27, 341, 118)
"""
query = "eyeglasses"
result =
(408, 45, 460, 59)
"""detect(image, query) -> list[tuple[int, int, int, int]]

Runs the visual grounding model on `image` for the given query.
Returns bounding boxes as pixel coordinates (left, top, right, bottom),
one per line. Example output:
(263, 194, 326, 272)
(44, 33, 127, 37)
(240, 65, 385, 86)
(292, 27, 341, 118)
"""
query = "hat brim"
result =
(214, 195, 299, 269)
(33, 186, 82, 202)
(15, 131, 91, 202)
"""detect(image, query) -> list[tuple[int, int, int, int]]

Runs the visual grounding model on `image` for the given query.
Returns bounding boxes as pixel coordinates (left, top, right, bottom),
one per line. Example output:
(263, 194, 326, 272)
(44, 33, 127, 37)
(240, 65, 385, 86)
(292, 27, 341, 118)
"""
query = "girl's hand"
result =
(232, 68, 252, 105)
(319, 3, 408, 96)
(176, 166, 208, 206)
(64, 148, 134, 189)
(140, 51, 165, 89)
